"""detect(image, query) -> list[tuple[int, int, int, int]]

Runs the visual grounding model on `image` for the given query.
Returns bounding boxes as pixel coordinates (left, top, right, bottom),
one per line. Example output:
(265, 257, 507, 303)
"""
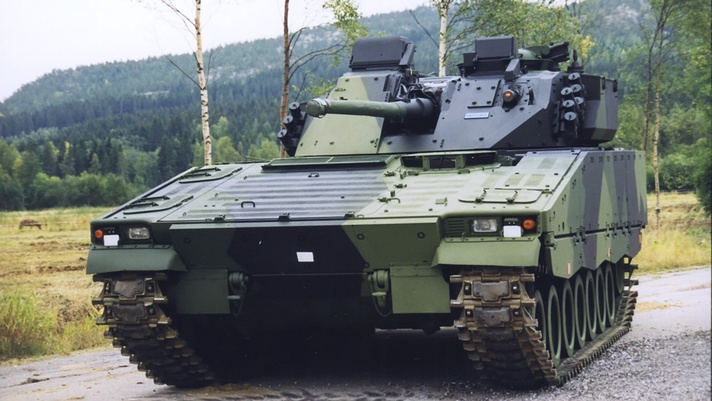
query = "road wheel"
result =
(584, 270, 598, 340)
(560, 280, 576, 358)
(546, 284, 562, 367)
(533, 289, 547, 345)
(572, 274, 587, 349)
(594, 267, 607, 332)
(604, 263, 617, 325)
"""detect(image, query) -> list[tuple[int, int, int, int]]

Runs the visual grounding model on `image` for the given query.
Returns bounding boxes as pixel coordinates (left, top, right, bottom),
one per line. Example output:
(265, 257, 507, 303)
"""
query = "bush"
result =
(0, 292, 55, 359)
(660, 152, 696, 191)
(692, 139, 711, 215)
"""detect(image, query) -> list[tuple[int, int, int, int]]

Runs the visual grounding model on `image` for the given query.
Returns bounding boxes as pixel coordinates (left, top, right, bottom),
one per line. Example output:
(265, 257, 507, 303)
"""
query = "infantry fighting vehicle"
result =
(88, 36, 646, 387)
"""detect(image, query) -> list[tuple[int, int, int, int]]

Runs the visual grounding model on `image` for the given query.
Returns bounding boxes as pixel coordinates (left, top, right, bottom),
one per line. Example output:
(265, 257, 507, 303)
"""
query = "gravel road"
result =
(1, 267, 709, 401)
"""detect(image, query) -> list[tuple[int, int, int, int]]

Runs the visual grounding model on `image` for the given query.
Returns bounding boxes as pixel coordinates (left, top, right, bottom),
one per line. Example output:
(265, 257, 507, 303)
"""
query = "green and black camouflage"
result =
(88, 36, 646, 387)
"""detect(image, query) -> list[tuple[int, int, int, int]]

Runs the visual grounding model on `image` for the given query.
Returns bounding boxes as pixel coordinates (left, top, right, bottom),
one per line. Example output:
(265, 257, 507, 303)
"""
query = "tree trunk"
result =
(653, 87, 661, 229)
(652, 5, 667, 230)
(280, 0, 290, 158)
(643, 40, 654, 154)
(195, 0, 211, 166)
(438, 1, 448, 76)
(643, 0, 677, 229)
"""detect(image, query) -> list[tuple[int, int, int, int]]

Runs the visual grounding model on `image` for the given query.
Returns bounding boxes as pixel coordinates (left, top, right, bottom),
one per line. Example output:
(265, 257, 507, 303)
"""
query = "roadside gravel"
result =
(1, 268, 709, 401)
(161, 330, 710, 401)
(470, 330, 711, 401)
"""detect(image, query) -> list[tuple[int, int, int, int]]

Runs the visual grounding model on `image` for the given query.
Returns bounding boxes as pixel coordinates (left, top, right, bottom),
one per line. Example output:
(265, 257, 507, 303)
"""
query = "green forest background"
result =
(0, 0, 709, 212)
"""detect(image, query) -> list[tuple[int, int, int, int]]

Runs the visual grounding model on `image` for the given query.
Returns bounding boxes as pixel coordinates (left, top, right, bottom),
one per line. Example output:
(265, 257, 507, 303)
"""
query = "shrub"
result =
(692, 139, 711, 215)
(0, 292, 55, 359)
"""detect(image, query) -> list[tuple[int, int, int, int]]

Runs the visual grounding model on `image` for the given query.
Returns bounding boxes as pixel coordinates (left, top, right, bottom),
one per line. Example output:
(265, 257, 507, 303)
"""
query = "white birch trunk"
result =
(195, 0, 211, 166)
(438, 1, 448, 76)
(280, 0, 290, 159)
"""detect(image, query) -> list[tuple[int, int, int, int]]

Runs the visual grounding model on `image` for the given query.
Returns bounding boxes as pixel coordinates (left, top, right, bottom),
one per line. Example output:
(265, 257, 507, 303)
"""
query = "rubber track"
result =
(94, 274, 215, 387)
(450, 266, 637, 387)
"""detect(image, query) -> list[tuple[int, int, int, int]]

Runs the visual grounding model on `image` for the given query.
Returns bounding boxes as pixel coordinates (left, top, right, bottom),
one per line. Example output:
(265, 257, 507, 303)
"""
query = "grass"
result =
(635, 192, 711, 274)
(0, 207, 110, 360)
(0, 193, 709, 361)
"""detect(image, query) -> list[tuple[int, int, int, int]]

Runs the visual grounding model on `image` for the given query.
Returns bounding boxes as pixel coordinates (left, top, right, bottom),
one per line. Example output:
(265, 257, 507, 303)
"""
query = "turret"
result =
(279, 36, 618, 157)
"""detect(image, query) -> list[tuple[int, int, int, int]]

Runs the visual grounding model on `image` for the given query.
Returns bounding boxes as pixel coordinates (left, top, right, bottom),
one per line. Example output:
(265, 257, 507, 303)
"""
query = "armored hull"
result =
(88, 36, 646, 387)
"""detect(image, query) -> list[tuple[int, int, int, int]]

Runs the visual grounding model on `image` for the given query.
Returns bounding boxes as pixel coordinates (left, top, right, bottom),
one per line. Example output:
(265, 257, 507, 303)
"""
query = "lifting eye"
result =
(502, 88, 521, 105)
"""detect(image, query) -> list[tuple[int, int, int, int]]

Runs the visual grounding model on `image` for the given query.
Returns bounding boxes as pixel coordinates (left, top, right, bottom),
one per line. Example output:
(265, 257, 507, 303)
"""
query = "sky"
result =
(0, 0, 429, 102)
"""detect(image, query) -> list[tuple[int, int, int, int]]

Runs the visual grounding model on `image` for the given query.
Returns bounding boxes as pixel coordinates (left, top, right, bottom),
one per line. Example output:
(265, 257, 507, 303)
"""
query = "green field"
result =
(0, 193, 709, 361)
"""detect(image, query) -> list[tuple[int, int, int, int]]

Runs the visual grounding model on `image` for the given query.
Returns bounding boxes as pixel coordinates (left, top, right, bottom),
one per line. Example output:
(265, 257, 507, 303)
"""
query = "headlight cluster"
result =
(451, 217, 537, 238)
(93, 225, 152, 246)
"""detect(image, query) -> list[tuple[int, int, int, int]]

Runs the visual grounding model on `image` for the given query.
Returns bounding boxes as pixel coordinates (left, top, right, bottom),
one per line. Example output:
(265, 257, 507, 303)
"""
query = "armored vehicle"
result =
(88, 36, 646, 387)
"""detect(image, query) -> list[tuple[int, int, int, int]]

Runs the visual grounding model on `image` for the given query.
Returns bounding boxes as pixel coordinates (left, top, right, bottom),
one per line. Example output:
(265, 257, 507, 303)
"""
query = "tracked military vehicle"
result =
(88, 36, 646, 387)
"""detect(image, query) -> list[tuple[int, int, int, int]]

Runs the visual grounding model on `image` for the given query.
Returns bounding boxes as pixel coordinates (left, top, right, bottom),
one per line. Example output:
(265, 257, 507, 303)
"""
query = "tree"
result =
(157, 136, 180, 181)
(425, 0, 473, 75)
(418, 0, 592, 75)
(692, 138, 711, 215)
(158, 0, 212, 165)
(248, 139, 280, 161)
(432, 0, 455, 76)
(0, 141, 19, 177)
(58, 141, 76, 177)
(0, 171, 23, 211)
(640, 0, 687, 229)
(88, 153, 102, 175)
(14, 151, 42, 190)
(280, 0, 366, 157)
(214, 136, 242, 163)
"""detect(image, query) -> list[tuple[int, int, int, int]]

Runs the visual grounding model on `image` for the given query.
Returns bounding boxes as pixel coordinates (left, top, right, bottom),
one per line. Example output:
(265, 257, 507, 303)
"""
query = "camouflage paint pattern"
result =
(87, 36, 646, 324)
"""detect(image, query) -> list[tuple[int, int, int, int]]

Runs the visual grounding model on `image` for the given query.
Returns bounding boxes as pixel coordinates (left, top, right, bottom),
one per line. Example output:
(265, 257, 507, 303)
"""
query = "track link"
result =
(450, 265, 637, 387)
(93, 273, 215, 387)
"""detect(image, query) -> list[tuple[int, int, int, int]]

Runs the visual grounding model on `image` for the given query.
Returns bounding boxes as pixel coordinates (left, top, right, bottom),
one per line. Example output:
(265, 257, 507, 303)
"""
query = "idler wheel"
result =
(560, 280, 576, 358)
(545, 284, 562, 367)
(614, 262, 626, 295)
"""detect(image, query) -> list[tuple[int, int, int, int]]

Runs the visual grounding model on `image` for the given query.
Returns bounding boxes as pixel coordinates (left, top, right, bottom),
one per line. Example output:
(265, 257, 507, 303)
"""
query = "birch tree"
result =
(641, 0, 686, 228)
(280, 0, 366, 157)
(433, 1, 455, 76)
(412, 0, 471, 75)
(417, 1, 591, 76)
(159, 0, 212, 166)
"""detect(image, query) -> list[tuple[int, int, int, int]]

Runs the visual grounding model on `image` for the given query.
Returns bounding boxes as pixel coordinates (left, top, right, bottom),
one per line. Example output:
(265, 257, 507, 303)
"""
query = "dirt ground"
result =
(0, 267, 709, 401)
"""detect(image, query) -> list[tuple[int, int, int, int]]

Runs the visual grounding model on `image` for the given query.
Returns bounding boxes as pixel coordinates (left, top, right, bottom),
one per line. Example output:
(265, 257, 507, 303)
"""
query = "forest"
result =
(0, 0, 709, 212)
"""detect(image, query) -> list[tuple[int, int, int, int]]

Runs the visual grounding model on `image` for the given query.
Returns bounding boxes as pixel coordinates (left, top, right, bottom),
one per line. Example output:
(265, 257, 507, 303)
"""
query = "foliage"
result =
(468, 0, 592, 53)
(0, 3, 709, 213)
(692, 138, 712, 215)
(323, 0, 368, 47)
(248, 138, 281, 161)
(0, 292, 55, 358)
(438, 0, 593, 74)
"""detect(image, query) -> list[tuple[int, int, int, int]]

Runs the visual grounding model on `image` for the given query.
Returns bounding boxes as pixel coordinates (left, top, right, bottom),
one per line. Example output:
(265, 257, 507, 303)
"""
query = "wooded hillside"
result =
(0, 1, 709, 212)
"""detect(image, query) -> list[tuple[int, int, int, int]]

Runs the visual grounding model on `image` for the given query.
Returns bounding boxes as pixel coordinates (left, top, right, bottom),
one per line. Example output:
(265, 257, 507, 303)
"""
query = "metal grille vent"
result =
(444, 219, 468, 237)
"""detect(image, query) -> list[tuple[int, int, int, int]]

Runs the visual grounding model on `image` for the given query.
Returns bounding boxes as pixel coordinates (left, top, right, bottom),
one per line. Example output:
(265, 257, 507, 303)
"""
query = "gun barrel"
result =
(306, 98, 407, 120)
(306, 98, 436, 121)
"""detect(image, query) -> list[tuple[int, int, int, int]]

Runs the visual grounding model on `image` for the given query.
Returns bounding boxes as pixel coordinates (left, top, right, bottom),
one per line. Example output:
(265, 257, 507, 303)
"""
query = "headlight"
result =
(127, 227, 151, 240)
(471, 218, 498, 233)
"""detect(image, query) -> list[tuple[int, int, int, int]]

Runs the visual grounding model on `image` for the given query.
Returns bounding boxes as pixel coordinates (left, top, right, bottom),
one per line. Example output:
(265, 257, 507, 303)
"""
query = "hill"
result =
(0, 0, 709, 212)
